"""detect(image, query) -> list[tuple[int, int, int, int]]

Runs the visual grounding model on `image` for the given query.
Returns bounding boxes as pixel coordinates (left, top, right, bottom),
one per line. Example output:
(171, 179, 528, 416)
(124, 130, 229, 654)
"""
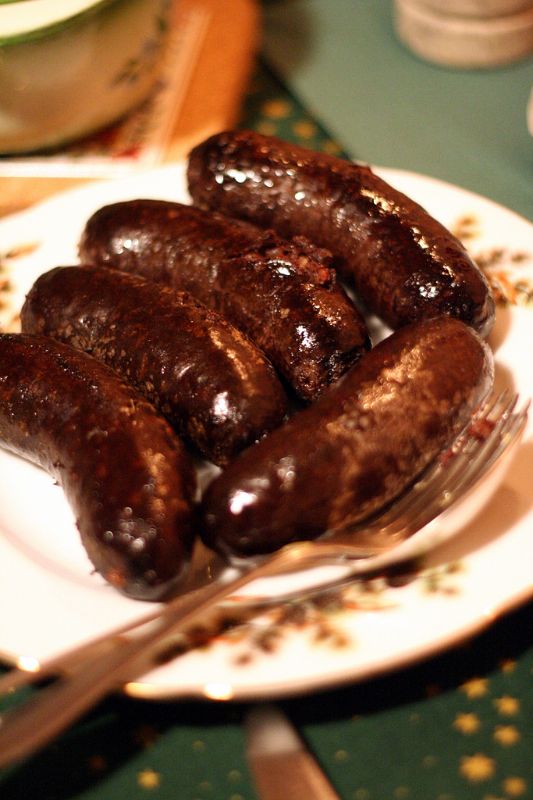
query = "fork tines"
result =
(371, 390, 528, 540)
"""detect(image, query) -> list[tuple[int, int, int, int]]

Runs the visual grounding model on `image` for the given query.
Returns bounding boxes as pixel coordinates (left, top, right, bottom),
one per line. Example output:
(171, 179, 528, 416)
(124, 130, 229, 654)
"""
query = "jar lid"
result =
(416, 0, 533, 19)
(394, 0, 533, 67)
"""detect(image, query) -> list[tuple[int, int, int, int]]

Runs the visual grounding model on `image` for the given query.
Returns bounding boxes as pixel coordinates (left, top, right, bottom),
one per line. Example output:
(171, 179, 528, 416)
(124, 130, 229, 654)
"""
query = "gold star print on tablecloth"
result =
(461, 677, 490, 699)
(494, 696, 521, 716)
(459, 753, 496, 782)
(454, 712, 482, 734)
(502, 776, 528, 797)
(240, 61, 350, 159)
(493, 726, 521, 746)
(137, 768, 161, 790)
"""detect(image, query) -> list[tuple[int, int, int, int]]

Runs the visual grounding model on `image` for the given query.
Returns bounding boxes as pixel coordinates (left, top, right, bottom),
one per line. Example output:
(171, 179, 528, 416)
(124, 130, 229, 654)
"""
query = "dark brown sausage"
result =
(21, 266, 288, 466)
(78, 198, 263, 290)
(78, 199, 370, 401)
(200, 316, 494, 558)
(187, 130, 495, 338)
(0, 333, 196, 600)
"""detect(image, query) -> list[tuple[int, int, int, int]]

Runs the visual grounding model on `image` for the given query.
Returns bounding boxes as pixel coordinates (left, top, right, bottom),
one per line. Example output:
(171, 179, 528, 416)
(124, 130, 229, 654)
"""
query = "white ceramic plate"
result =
(0, 164, 532, 701)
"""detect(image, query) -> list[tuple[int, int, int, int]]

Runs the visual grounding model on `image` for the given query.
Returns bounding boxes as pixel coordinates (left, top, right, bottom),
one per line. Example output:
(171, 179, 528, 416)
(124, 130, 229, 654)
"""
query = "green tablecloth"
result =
(1, 604, 531, 800)
(259, 0, 533, 221)
(1, 2, 532, 798)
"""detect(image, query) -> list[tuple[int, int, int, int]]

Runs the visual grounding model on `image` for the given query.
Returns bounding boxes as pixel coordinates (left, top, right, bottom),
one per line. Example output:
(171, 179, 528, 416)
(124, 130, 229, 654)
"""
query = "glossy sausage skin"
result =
(200, 316, 494, 558)
(78, 199, 370, 401)
(21, 266, 288, 465)
(0, 334, 196, 600)
(187, 130, 495, 338)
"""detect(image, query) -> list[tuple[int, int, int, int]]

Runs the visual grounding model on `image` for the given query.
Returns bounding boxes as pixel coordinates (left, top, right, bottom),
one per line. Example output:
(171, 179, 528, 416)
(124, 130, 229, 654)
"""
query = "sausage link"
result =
(200, 316, 494, 558)
(78, 198, 261, 294)
(187, 130, 495, 338)
(78, 199, 370, 401)
(0, 333, 196, 600)
(21, 266, 288, 465)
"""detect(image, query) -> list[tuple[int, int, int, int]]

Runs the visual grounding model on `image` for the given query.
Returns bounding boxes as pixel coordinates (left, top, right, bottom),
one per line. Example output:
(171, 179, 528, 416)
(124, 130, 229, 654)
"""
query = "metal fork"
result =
(0, 390, 528, 769)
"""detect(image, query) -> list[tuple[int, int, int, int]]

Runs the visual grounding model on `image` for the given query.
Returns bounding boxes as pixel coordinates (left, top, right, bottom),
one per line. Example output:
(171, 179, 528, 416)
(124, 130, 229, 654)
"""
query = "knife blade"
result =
(244, 704, 341, 800)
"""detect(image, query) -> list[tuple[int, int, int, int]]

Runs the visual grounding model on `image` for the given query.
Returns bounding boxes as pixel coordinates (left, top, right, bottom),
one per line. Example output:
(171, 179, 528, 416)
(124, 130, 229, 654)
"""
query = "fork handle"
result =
(0, 557, 283, 769)
(0, 540, 338, 768)
(0, 536, 354, 767)
(0, 520, 445, 740)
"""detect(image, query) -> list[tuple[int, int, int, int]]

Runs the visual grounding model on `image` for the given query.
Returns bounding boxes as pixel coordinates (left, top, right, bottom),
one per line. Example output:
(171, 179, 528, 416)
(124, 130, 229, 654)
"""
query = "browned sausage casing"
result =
(21, 266, 288, 465)
(187, 130, 495, 338)
(200, 316, 494, 558)
(0, 333, 196, 600)
(78, 199, 370, 401)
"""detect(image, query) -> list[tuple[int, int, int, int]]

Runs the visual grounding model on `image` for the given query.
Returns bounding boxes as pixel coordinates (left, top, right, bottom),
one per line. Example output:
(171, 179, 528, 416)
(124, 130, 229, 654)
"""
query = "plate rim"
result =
(0, 161, 532, 701)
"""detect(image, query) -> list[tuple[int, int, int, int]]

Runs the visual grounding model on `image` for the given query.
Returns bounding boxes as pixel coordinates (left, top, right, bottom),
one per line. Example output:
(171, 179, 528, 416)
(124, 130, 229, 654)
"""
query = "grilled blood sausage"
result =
(21, 266, 288, 465)
(0, 333, 196, 600)
(78, 199, 370, 401)
(187, 130, 495, 338)
(200, 316, 494, 558)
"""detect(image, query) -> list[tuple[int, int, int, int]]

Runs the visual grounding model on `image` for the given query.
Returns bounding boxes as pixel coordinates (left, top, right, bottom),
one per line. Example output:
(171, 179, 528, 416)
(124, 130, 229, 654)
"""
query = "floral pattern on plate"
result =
(0, 164, 531, 702)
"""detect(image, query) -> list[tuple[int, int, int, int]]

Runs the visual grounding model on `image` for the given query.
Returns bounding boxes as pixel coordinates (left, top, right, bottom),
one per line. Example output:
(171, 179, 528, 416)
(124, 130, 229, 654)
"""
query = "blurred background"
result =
(0, 4, 532, 800)
(1, 0, 532, 217)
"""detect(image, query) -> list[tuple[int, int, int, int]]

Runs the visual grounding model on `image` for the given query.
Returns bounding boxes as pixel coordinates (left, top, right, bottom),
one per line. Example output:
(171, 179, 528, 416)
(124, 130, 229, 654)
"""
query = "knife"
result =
(244, 704, 341, 800)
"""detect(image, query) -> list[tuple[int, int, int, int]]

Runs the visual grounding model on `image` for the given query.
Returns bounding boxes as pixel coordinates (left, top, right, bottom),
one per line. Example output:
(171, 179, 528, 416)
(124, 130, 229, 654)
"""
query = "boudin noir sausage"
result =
(200, 316, 494, 558)
(21, 266, 288, 466)
(78, 199, 370, 401)
(0, 333, 196, 600)
(187, 130, 495, 338)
